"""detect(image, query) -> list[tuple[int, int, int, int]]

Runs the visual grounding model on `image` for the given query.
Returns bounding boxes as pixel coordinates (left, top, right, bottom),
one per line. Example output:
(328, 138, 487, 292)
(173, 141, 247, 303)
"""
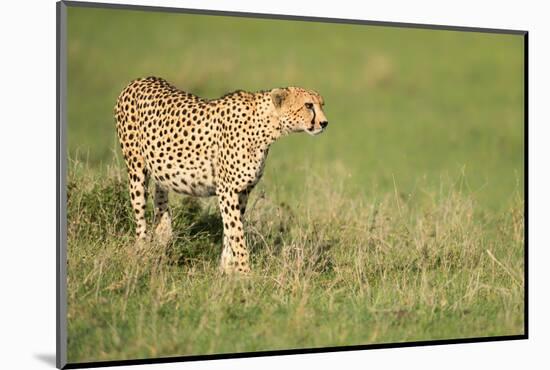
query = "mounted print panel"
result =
(57, 1, 527, 368)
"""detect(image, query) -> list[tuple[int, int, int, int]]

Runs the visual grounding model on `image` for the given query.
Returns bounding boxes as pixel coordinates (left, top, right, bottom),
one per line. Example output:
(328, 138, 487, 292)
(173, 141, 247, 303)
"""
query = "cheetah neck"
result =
(253, 92, 287, 146)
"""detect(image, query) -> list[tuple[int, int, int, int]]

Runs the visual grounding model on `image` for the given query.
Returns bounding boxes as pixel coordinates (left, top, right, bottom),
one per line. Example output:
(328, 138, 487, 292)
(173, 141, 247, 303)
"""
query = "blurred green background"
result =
(67, 7, 524, 210)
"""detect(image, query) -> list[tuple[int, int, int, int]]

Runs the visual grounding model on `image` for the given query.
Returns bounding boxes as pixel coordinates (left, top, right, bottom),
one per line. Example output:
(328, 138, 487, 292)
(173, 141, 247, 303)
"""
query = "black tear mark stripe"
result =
(309, 105, 316, 131)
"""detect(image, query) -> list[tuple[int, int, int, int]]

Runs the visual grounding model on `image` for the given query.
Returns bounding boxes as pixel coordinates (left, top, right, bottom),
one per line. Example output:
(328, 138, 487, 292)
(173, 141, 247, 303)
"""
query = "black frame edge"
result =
(56, 2, 61, 367)
(523, 32, 529, 338)
(57, 1, 68, 369)
(62, 0, 527, 35)
(63, 335, 527, 369)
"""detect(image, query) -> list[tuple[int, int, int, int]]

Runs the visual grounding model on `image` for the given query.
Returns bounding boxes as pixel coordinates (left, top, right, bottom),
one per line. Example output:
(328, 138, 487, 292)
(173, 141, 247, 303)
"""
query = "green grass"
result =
(67, 166, 523, 362)
(65, 5, 525, 364)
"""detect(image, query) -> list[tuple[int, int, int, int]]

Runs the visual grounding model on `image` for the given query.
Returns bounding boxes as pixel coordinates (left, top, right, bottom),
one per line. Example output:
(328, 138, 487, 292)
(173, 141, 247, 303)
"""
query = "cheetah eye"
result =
(305, 103, 313, 109)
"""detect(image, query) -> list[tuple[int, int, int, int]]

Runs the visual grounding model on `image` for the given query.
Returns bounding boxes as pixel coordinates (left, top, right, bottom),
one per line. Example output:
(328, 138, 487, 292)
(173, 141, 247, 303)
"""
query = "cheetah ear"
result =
(270, 88, 289, 109)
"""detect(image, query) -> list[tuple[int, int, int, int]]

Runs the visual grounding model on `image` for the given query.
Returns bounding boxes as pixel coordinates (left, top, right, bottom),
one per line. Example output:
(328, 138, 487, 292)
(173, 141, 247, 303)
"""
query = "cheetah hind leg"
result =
(153, 184, 173, 246)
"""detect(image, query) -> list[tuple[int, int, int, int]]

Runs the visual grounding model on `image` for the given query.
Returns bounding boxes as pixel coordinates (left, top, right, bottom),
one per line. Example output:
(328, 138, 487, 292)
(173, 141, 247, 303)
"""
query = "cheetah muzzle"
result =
(115, 76, 329, 274)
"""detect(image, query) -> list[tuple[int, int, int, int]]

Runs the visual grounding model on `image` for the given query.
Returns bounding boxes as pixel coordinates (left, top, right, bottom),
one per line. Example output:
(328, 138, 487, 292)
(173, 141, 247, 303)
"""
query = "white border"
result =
(2, 0, 548, 369)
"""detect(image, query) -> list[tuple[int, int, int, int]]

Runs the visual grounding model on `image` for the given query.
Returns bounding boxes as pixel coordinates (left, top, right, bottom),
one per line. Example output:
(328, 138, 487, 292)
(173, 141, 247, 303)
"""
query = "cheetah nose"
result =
(320, 121, 328, 129)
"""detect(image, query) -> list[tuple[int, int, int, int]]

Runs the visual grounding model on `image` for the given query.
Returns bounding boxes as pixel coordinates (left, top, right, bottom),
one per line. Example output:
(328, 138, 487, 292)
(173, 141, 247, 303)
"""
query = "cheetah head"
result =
(270, 87, 328, 136)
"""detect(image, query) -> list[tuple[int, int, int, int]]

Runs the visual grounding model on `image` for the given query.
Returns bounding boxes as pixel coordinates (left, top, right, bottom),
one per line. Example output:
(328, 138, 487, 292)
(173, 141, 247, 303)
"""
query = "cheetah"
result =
(115, 76, 328, 274)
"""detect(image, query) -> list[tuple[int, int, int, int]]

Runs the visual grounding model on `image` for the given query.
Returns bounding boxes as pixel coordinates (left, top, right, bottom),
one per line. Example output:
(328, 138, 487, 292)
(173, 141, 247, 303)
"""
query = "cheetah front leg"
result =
(153, 184, 172, 245)
(218, 188, 250, 274)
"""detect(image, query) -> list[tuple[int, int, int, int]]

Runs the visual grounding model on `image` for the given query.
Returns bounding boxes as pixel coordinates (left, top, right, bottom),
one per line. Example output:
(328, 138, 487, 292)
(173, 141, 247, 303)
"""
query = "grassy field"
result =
(66, 5, 525, 364)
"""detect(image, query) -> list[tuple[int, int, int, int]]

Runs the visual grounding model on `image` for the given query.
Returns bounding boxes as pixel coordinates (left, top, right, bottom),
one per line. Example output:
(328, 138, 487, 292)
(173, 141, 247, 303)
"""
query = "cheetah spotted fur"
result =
(115, 77, 328, 274)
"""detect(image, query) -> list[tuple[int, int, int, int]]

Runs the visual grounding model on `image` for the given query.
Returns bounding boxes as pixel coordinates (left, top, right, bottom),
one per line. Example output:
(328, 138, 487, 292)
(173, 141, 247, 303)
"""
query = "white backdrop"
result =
(0, 0, 546, 369)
